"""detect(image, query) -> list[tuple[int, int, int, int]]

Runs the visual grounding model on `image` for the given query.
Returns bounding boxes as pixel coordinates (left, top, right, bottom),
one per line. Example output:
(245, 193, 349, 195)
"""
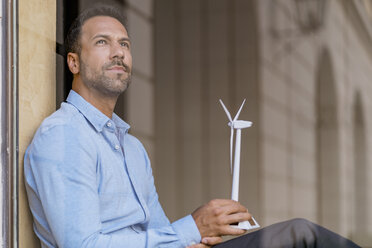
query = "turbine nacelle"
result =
(228, 120, 252, 129)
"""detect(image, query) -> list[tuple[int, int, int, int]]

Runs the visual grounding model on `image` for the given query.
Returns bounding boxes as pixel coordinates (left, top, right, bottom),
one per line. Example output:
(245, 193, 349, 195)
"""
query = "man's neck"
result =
(72, 80, 118, 119)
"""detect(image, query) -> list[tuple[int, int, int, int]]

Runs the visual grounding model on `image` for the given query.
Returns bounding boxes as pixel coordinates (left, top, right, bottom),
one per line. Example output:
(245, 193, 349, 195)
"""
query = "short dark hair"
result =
(65, 5, 128, 54)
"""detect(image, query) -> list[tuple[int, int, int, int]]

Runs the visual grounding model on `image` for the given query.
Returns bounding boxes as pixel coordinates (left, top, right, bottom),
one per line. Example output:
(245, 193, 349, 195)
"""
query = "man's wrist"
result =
(172, 214, 202, 247)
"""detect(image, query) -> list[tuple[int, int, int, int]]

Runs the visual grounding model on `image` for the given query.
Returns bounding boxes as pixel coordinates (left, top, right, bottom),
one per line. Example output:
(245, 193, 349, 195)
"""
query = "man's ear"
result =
(67, 52, 80, 74)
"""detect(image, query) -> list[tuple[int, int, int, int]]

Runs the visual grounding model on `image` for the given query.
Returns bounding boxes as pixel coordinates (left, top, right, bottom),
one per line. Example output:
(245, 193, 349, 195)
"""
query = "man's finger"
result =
(187, 243, 210, 248)
(217, 201, 248, 215)
(202, 236, 223, 246)
(223, 211, 252, 224)
(219, 224, 247, 236)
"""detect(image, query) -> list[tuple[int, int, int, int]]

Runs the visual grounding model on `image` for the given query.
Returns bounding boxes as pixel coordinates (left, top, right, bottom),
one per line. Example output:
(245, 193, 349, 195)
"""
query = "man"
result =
(24, 6, 360, 248)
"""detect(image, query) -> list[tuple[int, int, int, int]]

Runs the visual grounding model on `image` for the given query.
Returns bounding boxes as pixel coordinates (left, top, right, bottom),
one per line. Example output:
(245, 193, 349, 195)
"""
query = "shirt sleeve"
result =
(24, 123, 201, 248)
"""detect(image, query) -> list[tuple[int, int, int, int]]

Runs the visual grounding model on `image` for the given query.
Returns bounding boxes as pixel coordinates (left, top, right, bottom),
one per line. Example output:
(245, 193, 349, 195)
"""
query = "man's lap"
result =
(213, 218, 360, 248)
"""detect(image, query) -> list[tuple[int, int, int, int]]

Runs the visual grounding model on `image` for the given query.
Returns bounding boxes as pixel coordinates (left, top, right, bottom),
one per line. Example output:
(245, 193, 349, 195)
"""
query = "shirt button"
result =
(189, 242, 196, 246)
(106, 122, 112, 127)
(114, 145, 120, 150)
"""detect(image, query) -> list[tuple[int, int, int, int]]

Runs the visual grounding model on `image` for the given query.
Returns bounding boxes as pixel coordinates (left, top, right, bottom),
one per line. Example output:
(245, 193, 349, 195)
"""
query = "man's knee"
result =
(287, 218, 317, 241)
(289, 218, 314, 229)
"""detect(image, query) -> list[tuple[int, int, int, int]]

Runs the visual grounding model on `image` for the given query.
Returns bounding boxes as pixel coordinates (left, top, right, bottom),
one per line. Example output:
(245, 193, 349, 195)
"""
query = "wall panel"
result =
(19, 0, 56, 247)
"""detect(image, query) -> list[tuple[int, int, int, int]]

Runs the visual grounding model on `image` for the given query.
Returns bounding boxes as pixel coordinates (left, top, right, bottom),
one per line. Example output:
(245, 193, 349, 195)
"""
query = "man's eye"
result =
(96, 40, 106, 45)
(120, 42, 129, 48)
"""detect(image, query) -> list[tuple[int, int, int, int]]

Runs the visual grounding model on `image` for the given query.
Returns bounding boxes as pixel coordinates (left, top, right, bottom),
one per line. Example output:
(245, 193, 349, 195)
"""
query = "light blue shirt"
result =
(24, 90, 201, 248)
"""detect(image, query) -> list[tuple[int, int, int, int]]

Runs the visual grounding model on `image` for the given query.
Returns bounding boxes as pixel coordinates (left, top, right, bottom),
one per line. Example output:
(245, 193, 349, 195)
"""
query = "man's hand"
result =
(191, 199, 251, 245)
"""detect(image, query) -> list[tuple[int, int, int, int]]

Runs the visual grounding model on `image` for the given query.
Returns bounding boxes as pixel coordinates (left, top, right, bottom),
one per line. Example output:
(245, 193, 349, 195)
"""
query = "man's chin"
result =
(94, 75, 131, 97)
(103, 82, 130, 97)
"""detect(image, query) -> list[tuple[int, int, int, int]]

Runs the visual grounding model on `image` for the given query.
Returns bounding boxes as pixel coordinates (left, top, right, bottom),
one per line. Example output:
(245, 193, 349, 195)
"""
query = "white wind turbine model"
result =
(219, 99, 260, 230)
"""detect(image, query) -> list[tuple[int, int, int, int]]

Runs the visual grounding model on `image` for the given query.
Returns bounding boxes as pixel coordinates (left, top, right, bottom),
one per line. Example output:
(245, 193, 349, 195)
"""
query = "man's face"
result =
(78, 16, 132, 96)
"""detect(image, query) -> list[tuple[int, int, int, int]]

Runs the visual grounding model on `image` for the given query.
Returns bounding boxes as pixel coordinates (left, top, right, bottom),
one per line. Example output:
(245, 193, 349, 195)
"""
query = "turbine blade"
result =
(219, 99, 233, 122)
(230, 128, 233, 174)
(233, 99, 246, 121)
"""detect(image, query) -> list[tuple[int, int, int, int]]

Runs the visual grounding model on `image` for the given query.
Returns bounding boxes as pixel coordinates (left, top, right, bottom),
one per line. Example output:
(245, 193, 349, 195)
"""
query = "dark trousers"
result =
(214, 218, 361, 248)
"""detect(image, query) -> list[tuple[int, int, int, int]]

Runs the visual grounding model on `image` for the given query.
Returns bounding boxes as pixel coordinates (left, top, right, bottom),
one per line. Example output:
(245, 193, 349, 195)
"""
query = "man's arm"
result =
(24, 124, 200, 248)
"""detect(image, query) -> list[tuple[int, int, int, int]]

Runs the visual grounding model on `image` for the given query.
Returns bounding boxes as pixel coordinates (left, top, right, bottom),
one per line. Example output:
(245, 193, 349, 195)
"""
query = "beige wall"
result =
(125, 0, 155, 164)
(254, 0, 372, 245)
(18, 0, 56, 247)
(154, 0, 372, 246)
(154, 0, 260, 221)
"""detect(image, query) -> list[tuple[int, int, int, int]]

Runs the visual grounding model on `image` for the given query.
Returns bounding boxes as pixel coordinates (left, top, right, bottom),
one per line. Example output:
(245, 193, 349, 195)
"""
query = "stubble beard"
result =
(80, 59, 132, 97)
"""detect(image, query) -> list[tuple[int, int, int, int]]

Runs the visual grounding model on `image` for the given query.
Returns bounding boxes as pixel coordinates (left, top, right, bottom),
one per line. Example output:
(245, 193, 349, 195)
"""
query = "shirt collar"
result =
(66, 90, 130, 133)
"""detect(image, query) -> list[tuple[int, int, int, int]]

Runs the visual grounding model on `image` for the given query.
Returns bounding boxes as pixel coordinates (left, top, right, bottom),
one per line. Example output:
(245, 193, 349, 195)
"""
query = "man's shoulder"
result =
(26, 102, 96, 155)
(31, 103, 92, 146)
(38, 102, 84, 134)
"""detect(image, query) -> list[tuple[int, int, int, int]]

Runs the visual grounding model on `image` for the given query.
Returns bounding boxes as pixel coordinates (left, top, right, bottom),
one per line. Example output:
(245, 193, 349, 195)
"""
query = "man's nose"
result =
(110, 42, 125, 59)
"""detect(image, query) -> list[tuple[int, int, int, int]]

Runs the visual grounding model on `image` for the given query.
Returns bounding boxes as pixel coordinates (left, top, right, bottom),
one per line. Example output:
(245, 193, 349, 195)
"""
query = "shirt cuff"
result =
(172, 214, 201, 247)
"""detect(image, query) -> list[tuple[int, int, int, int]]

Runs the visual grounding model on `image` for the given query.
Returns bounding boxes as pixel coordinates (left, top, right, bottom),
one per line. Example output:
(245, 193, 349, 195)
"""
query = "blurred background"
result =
(12, 0, 372, 247)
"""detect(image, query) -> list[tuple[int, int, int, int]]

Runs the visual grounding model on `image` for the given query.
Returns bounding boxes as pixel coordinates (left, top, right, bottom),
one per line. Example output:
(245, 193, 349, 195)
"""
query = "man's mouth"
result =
(105, 60, 130, 73)
(107, 66, 126, 72)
